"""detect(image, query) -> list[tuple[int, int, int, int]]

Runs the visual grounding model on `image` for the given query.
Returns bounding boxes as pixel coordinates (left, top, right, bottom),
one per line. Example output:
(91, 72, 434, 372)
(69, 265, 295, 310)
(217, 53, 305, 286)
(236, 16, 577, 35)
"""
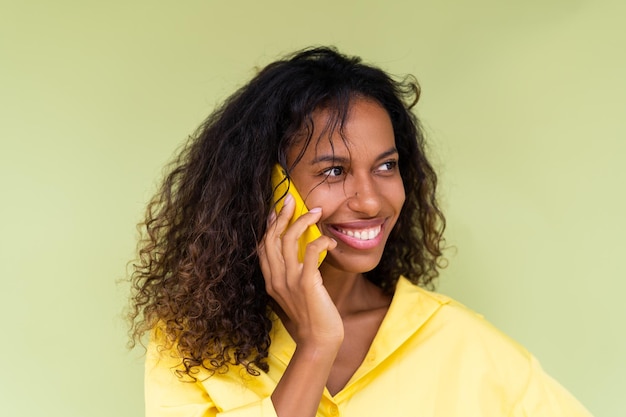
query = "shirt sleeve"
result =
(509, 356, 594, 417)
(144, 335, 278, 417)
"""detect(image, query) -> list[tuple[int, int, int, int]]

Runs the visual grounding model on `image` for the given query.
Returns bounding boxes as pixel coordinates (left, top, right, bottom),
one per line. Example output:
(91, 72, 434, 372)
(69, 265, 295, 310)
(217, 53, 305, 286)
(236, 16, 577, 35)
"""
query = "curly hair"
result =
(127, 46, 446, 378)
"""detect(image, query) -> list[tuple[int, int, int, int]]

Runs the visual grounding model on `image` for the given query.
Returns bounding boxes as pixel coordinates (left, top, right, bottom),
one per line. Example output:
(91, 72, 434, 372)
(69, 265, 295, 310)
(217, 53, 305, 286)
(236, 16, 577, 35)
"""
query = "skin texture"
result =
(258, 98, 405, 416)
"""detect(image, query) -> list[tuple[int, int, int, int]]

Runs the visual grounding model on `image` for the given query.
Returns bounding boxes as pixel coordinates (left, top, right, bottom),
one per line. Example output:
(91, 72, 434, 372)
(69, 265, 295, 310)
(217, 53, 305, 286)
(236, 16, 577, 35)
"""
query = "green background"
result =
(1, 1, 624, 416)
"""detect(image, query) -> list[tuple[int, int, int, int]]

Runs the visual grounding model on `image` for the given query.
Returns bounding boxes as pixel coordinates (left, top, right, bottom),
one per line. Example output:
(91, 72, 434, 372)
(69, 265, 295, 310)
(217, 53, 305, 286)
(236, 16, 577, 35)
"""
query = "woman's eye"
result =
(378, 161, 398, 171)
(323, 166, 344, 177)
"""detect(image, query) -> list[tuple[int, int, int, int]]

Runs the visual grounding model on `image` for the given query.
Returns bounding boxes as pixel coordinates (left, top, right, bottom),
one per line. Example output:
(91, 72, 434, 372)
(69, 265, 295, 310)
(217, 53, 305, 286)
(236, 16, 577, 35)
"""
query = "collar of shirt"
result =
(268, 276, 452, 401)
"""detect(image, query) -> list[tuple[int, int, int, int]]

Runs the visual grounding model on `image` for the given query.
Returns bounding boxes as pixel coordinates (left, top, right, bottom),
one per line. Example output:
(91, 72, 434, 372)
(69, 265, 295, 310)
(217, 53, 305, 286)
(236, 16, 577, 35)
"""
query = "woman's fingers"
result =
(260, 194, 295, 282)
(258, 197, 343, 347)
(271, 193, 296, 237)
(264, 193, 325, 276)
(280, 208, 323, 277)
(302, 235, 336, 278)
(259, 193, 337, 304)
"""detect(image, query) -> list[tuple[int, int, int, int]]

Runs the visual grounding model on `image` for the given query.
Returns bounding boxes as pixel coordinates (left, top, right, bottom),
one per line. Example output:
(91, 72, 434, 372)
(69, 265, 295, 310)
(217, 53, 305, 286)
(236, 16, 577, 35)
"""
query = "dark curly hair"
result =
(128, 46, 446, 378)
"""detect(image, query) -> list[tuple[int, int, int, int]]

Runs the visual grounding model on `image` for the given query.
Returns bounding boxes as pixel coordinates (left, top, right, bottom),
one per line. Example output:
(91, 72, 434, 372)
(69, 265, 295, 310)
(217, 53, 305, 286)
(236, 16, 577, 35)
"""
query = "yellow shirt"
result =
(145, 277, 593, 416)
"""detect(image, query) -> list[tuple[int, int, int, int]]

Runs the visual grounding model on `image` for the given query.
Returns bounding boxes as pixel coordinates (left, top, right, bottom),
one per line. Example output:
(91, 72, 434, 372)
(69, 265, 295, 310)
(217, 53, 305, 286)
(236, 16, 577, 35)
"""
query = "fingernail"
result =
(309, 207, 322, 213)
(268, 210, 277, 222)
(285, 193, 294, 205)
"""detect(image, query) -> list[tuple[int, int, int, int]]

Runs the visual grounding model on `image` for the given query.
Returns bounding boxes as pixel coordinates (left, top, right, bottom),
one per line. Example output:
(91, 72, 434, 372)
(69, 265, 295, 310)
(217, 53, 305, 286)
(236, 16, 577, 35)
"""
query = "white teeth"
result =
(337, 226, 381, 241)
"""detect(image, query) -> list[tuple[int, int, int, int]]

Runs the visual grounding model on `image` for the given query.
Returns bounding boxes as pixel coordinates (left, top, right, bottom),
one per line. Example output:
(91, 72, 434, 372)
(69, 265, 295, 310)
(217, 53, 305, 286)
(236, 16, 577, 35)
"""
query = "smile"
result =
(328, 220, 387, 251)
(335, 226, 382, 241)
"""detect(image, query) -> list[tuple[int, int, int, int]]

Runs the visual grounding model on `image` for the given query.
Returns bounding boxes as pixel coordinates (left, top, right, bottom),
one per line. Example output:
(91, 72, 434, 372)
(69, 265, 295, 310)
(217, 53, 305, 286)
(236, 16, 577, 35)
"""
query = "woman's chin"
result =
(319, 250, 383, 276)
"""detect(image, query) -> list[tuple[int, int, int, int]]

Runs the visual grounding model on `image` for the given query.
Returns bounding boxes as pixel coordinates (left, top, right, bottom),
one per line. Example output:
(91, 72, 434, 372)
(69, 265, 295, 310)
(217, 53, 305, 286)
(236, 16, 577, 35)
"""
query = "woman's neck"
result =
(318, 265, 390, 318)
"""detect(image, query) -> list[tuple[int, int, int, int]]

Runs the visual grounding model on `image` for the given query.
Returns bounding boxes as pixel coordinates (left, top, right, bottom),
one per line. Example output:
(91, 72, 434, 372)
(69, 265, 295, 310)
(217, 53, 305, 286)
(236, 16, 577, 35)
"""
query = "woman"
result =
(128, 47, 592, 416)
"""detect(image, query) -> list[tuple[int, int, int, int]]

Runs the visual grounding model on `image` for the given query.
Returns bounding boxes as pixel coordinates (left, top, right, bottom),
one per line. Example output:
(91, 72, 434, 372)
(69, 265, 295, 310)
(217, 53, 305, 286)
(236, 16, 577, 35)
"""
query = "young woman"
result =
(128, 47, 592, 417)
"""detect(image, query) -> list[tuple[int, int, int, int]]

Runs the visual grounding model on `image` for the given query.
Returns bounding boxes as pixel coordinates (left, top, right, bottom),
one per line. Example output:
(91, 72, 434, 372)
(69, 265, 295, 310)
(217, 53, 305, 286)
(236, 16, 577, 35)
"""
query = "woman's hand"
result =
(259, 193, 343, 350)
(259, 193, 343, 416)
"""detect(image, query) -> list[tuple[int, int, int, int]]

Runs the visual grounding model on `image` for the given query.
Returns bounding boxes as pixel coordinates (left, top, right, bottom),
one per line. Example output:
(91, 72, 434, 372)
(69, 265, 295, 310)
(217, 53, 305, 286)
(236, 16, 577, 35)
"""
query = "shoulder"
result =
(144, 326, 189, 377)
(391, 278, 593, 416)
(392, 277, 534, 387)
(401, 278, 531, 360)
(397, 277, 527, 346)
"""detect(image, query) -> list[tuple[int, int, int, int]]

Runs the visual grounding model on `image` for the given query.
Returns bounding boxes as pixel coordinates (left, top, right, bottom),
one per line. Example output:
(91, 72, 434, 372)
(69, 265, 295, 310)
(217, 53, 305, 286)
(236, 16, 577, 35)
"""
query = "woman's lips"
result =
(327, 220, 386, 250)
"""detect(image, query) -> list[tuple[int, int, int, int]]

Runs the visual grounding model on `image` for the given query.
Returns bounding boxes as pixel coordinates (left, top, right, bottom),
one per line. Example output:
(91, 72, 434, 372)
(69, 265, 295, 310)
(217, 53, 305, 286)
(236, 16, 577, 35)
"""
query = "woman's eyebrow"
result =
(310, 155, 350, 165)
(310, 147, 398, 165)
(376, 147, 399, 160)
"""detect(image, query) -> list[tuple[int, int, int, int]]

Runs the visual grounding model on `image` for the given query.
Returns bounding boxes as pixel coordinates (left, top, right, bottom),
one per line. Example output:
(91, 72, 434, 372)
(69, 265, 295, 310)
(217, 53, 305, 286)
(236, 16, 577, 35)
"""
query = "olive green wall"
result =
(1, 1, 623, 416)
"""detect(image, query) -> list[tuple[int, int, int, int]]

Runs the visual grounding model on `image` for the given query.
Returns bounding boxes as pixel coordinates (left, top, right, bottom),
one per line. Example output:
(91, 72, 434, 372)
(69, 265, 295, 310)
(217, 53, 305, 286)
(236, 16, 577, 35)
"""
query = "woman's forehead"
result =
(288, 99, 396, 164)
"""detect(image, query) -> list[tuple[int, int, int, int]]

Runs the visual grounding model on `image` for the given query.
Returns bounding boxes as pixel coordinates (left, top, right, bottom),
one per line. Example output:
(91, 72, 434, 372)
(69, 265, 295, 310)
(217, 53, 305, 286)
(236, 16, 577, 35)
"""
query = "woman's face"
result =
(286, 98, 406, 275)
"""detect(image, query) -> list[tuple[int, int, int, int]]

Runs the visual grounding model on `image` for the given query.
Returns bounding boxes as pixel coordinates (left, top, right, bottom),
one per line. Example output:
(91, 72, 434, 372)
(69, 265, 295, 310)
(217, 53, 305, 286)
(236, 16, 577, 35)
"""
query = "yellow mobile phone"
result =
(271, 164, 327, 266)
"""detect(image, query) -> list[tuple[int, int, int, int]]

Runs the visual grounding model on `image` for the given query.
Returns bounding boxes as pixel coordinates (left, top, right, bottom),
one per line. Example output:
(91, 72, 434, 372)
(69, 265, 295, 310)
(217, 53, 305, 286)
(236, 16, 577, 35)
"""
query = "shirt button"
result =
(329, 404, 339, 416)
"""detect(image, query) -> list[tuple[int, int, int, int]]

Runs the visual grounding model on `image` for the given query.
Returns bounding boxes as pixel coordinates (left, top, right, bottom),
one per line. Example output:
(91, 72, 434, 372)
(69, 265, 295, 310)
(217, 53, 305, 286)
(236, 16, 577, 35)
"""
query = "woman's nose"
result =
(346, 174, 382, 216)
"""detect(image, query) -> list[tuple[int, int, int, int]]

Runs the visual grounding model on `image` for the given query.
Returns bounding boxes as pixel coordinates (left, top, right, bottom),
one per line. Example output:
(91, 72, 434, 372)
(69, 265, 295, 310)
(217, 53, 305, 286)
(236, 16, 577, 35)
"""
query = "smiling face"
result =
(286, 98, 406, 276)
